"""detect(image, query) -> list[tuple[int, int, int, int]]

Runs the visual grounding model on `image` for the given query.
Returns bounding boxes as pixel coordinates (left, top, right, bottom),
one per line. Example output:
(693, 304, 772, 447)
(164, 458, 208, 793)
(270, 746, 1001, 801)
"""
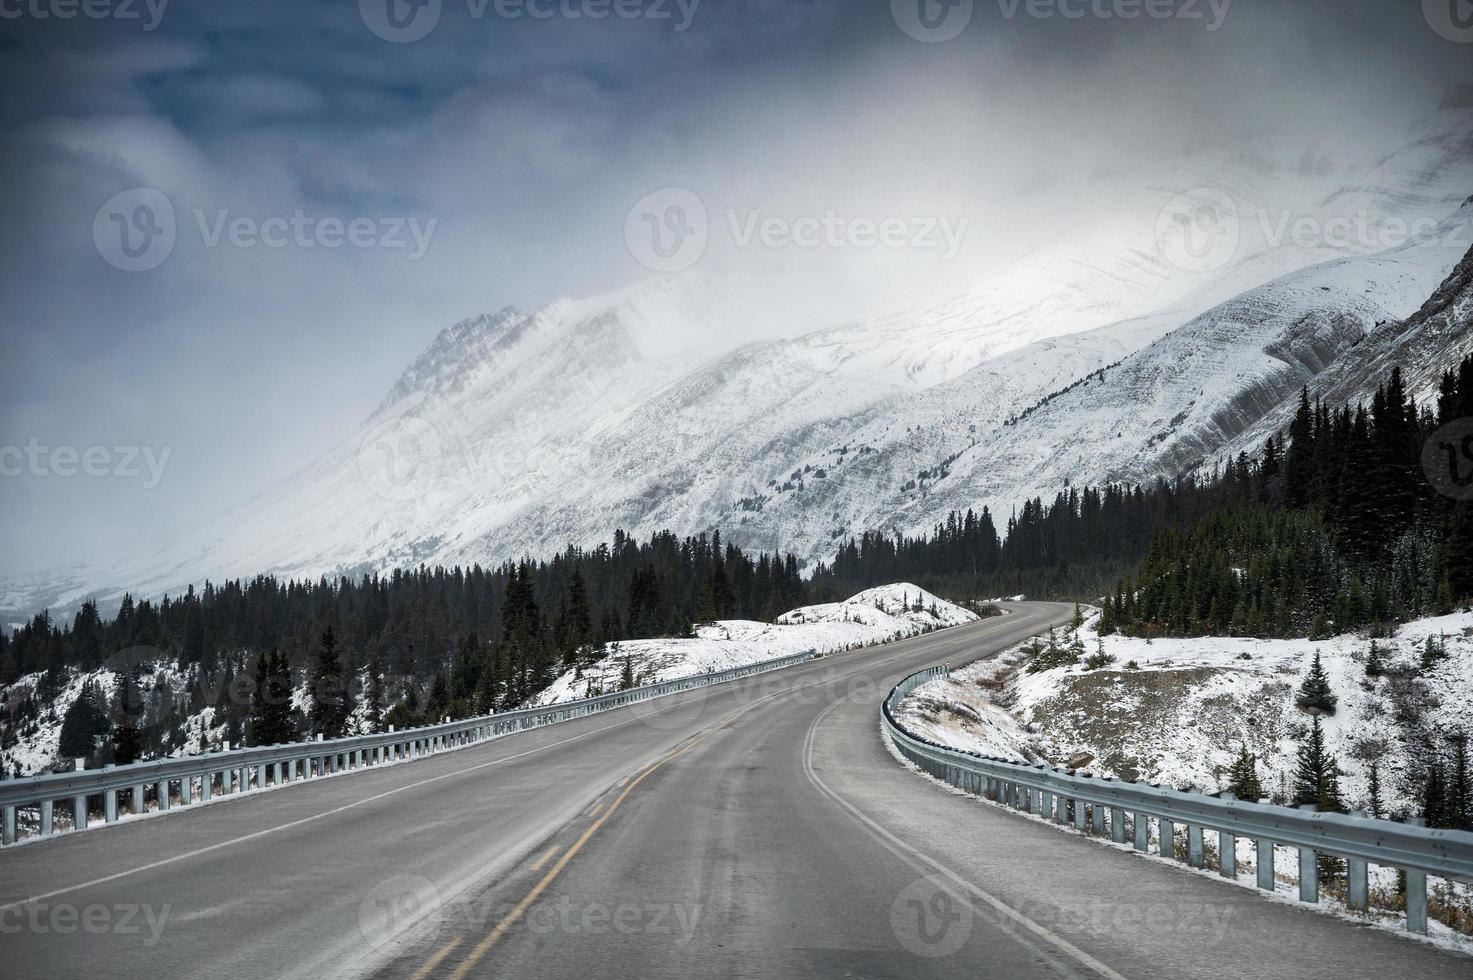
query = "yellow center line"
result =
(529, 844, 561, 872)
(586, 801, 605, 817)
(443, 734, 713, 980)
(408, 936, 461, 980)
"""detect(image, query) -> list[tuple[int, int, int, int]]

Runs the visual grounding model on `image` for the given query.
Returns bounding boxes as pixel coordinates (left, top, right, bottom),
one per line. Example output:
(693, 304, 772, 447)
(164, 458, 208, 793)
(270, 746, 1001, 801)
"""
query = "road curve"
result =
(1, 602, 1467, 979)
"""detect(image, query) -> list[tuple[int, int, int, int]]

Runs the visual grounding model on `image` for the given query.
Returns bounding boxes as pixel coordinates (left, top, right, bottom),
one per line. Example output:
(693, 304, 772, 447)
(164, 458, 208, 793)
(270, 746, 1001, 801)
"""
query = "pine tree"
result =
(1226, 745, 1263, 800)
(1295, 651, 1337, 716)
(1293, 716, 1344, 811)
(248, 653, 273, 746)
(110, 672, 144, 766)
(1450, 734, 1471, 830)
(1420, 634, 1445, 671)
(364, 656, 384, 734)
(1364, 640, 1384, 678)
(1422, 752, 1449, 829)
(309, 627, 348, 739)
(250, 650, 295, 746)
(1366, 759, 1384, 818)
(58, 681, 109, 761)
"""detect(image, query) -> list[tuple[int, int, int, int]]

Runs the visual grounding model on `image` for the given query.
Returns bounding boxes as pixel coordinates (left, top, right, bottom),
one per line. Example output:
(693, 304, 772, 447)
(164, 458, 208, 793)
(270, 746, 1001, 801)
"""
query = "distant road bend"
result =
(2, 602, 1468, 979)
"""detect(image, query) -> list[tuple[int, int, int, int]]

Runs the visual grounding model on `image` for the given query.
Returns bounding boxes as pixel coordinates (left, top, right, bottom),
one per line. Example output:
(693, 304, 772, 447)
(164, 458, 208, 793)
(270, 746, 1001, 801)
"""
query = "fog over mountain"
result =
(2, 0, 1471, 603)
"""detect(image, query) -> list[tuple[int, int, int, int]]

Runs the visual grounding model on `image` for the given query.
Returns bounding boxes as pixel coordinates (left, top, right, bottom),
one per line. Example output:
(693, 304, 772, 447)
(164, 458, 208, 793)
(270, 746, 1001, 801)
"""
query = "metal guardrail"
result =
(0, 648, 820, 847)
(884, 665, 1473, 936)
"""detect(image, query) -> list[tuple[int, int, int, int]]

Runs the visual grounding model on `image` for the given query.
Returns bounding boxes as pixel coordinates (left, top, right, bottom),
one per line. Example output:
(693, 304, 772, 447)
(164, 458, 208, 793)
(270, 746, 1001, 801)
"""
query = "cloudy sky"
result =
(0, 0, 1469, 578)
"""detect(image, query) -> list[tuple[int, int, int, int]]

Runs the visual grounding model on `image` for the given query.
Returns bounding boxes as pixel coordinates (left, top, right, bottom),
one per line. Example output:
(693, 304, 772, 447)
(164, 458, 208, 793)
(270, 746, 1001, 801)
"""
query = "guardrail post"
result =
(132, 784, 146, 814)
(105, 789, 118, 823)
(1133, 813, 1148, 851)
(1188, 825, 1204, 868)
(1055, 793, 1068, 825)
(1345, 857, 1368, 911)
(2, 804, 14, 845)
(1111, 807, 1125, 844)
(1295, 804, 1319, 902)
(73, 794, 88, 831)
(1091, 802, 1105, 835)
(1160, 818, 1175, 859)
(1405, 818, 1428, 933)
(1256, 839, 1274, 890)
(1219, 830, 1235, 877)
(1298, 849, 1318, 903)
(40, 799, 53, 836)
(1406, 867, 1428, 934)
(156, 779, 169, 811)
(201, 774, 212, 801)
(1074, 800, 1086, 831)
(182, 775, 194, 805)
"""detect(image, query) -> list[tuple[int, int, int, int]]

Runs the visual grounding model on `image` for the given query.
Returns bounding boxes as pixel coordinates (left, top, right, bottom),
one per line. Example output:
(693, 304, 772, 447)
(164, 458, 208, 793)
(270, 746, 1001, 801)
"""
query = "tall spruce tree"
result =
(1295, 652, 1337, 716)
(1364, 640, 1384, 678)
(309, 628, 348, 739)
(1226, 745, 1263, 800)
(1293, 716, 1344, 812)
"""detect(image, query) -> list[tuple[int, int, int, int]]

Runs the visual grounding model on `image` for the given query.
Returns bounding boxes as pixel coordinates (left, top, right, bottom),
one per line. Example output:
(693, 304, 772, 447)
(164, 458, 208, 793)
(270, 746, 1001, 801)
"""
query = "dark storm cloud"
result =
(0, 0, 1468, 577)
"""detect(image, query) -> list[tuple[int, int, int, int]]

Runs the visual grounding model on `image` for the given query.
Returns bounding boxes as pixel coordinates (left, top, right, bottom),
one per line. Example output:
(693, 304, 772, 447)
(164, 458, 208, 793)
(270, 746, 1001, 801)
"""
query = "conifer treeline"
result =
(0, 529, 807, 691)
(812, 475, 1253, 602)
(1105, 359, 1473, 638)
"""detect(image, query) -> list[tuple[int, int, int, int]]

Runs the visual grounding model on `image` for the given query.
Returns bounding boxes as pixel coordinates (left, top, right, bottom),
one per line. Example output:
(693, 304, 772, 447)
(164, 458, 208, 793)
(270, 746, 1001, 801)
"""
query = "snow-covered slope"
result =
(5, 111, 1473, 616)
(897, 609, 1473, 945)
(889, 202, 1472, 539)
(532, 583, 977, 705)
(901, 610, 1473, 812)
(1212, 226, 1473, 469)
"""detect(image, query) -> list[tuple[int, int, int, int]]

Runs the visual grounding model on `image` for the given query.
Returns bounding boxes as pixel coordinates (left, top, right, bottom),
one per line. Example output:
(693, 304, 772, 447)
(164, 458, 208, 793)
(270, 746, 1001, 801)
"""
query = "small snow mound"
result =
(534, 584, 977, 706)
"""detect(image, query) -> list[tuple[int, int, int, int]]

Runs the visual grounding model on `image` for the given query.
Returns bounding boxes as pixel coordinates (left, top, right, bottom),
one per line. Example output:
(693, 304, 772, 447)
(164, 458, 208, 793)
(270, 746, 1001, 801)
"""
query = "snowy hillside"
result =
(896, 608, 1473, 946)
(4, 111, 1473, 618)
(533, 584, 978, 706)
(0, 584, 976, 777)
(899, 611, 1473, 817)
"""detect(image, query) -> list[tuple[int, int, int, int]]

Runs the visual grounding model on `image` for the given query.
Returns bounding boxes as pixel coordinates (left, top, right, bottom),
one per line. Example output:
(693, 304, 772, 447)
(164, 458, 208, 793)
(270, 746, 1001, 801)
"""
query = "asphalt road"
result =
(2, 602, 1468, 979)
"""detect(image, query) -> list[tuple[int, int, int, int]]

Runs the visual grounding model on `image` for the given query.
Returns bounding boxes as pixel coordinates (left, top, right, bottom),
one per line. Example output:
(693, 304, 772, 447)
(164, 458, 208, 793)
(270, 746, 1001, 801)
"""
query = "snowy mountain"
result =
(884, 202, 1473, 539)
(5, 110, 1473, 618)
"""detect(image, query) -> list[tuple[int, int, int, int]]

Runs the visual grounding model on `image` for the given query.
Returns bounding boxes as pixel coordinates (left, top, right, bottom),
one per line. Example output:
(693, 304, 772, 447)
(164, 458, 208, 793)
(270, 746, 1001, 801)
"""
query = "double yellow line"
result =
(433, 732, 713, 980)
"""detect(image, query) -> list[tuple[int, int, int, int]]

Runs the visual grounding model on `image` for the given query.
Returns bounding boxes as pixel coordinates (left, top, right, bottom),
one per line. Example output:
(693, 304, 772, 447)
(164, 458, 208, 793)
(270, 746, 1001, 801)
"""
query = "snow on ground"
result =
(897, 607, 1473, 946)
(533, 584, 978, 705)
(1, 663, 202, 776)
(903, 609, 1473, 810)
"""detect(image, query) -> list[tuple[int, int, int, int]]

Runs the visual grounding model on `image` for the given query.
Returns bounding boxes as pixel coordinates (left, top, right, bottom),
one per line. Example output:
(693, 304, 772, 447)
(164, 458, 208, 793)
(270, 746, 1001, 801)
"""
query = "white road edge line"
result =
(800, 633, 1132, 980)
